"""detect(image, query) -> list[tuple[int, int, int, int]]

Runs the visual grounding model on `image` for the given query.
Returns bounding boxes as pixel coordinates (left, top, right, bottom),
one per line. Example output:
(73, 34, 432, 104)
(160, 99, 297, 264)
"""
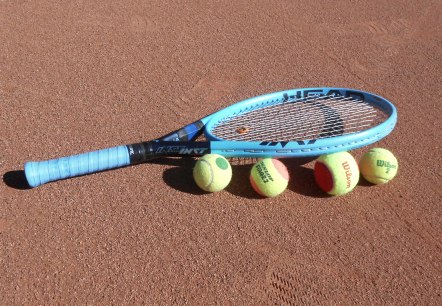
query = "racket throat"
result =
(127, 141, 211, 163)
(158, 120, 205, 141)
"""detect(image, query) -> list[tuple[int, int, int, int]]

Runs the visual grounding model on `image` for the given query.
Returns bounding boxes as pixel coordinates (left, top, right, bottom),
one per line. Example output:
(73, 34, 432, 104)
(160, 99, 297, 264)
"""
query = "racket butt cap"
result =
(24, 161, 45, 188)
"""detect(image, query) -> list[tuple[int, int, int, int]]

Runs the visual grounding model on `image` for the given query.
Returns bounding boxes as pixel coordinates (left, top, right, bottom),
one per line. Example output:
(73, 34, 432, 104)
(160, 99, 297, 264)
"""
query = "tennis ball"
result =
(314, 151, 359, 196)
(359, 148, 398, 184)
(193, 154, 232, 192)
(250, 158, 289, 197)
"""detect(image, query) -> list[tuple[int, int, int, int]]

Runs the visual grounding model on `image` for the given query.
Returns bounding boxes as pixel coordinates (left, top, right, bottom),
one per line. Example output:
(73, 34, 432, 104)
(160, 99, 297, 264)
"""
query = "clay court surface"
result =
(1, 0, 441, 304)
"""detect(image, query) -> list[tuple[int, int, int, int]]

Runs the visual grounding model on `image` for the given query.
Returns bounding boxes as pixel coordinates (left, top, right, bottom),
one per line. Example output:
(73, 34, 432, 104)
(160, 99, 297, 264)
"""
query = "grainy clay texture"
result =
(1, 1, 441, 304)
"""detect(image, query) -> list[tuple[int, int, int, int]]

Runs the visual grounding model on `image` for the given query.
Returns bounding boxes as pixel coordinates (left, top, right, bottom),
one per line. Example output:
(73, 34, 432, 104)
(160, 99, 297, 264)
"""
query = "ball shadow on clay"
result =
(160, 157, 207, 195)
(282, 158, 329, 198)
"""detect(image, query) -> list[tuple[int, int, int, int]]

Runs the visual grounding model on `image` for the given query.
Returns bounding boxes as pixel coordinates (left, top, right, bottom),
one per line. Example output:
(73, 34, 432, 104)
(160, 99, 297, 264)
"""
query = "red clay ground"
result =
(1, 1, 441, 304)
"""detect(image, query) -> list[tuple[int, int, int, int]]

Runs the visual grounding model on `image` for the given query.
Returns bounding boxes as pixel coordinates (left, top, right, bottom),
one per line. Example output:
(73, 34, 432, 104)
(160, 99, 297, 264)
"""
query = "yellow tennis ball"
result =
(314, 151, 359, 196)
(193, 154, 232, 192)
(359, 148, 398, 184)
(249, 158, 289, 197)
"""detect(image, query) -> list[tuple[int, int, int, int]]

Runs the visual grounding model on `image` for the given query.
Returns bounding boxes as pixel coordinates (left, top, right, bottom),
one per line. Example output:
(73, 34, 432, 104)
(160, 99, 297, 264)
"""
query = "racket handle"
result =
(24, 146, 130, 188)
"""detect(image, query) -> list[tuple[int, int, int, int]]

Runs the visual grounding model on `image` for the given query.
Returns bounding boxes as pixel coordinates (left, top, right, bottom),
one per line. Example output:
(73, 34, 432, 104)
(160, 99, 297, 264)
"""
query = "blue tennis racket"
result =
(25, 87, 397, 187)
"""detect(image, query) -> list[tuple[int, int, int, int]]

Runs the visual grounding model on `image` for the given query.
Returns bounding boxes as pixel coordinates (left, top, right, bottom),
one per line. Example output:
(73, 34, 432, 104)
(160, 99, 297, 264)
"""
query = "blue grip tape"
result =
(25, 145, 130, 187)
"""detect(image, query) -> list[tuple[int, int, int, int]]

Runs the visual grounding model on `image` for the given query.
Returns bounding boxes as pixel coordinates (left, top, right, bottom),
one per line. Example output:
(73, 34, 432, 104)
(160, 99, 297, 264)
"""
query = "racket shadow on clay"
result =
(3, 170, 31, 190)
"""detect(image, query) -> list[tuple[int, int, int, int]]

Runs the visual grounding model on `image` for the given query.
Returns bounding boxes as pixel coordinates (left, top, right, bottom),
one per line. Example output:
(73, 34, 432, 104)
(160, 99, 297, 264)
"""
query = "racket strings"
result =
(210, 95, 387, 142)
(217, 96, 365, 131)
(240, 99, 377, 138)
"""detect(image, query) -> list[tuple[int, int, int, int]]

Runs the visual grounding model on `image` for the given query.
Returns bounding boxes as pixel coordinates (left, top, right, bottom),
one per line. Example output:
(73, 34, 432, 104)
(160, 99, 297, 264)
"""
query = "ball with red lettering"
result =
(314, 151, 359, 196)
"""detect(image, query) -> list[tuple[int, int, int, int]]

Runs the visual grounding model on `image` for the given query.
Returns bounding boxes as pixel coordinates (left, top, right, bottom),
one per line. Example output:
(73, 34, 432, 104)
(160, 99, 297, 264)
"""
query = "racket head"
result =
(204, 88, 397, 157)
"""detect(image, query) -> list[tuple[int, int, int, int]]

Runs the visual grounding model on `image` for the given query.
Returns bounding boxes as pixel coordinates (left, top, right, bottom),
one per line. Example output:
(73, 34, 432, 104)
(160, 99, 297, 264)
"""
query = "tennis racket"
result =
(25, 87, 397, 187)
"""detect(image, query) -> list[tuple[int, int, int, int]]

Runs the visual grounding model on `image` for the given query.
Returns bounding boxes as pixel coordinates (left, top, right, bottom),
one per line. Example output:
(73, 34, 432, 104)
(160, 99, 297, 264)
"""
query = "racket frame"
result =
(203, 87, 396, 157)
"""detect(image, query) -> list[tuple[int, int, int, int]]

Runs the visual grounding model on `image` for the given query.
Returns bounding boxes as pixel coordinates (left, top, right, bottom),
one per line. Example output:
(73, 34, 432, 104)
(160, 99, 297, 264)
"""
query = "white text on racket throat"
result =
(156, 146, 209, 155)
